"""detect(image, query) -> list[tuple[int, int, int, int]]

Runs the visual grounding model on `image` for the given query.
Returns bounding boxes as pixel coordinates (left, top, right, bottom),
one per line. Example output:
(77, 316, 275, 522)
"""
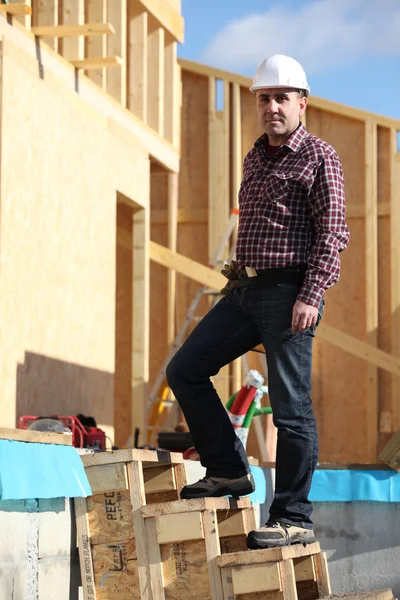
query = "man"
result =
(166, 54, 350, 548)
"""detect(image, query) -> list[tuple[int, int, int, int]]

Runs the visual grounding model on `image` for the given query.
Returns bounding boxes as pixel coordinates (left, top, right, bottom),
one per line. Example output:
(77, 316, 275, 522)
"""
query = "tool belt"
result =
(220, 261, 307, 295)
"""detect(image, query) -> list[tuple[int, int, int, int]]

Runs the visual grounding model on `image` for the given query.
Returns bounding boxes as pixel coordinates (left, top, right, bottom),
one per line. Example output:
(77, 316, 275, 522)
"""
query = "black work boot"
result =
(246, 521, 315, 549)
(180, 473, 255, 499)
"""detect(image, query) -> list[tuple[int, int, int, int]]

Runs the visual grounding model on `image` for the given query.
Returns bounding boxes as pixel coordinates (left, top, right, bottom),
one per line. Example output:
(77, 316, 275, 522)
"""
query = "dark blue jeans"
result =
(166, 282, 323, 528)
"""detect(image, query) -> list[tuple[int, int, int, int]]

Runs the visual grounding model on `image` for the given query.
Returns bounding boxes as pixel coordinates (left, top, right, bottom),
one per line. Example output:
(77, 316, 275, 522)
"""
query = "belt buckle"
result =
(245, 267, 257, 278)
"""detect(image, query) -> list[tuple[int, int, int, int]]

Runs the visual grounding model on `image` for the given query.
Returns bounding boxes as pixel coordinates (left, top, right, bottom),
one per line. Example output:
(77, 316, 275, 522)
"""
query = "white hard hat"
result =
(249, 54, 310, 97)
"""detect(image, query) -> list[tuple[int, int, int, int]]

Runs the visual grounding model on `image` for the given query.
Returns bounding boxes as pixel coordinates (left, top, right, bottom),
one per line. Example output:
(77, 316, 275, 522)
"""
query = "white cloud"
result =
(199, 0, 400, 76)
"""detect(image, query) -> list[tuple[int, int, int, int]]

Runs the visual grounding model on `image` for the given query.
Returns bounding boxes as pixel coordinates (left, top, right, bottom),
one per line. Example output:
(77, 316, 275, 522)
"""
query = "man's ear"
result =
(299, 96, 308, 116)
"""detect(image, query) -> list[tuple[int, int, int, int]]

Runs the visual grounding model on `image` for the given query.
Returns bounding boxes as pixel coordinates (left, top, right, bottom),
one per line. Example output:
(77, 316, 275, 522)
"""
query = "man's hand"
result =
(292, 300, 319, 333)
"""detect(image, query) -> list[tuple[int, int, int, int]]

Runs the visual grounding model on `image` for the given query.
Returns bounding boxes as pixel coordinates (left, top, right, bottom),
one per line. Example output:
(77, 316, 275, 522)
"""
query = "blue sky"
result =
(178, 0, 400, 121)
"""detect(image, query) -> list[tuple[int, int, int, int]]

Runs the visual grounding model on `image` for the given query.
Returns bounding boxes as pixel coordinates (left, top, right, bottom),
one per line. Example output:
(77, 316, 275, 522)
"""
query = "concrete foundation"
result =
(0, 498, 80, 600)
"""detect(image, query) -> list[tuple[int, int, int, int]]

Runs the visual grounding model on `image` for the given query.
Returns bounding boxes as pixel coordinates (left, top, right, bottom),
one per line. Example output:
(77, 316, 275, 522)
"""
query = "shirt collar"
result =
(255, 122, 308, 155)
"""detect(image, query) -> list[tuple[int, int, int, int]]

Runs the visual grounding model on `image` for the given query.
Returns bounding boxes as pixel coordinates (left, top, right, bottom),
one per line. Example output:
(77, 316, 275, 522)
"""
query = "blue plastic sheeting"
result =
(0, 440, 92, 500)
(249, 466, 267, 504)
(309, 469, 400, 502)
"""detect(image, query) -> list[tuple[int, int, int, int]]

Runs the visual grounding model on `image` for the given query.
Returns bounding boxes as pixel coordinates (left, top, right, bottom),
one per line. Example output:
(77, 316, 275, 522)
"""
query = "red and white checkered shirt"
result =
(236, 123, 350, 307)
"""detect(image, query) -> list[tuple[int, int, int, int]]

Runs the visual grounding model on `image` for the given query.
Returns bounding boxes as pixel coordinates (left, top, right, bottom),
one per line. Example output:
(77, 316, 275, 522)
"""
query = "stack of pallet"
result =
(76, 448, 336, 600)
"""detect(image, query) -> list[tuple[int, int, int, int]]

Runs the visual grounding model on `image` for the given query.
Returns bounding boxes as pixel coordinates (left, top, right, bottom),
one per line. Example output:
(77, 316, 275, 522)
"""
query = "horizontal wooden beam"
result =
(137, 0, 184, 43)
(0, 426, 72, 445)
(346, 202, 390, 219)
(0, 3, 32, 16)
(149, 241, 400, 376)
(151, 207, 208, 224)
(71, 56, 122, 70)
(31, 22, 115, 38)
(178, 58, 400, 130)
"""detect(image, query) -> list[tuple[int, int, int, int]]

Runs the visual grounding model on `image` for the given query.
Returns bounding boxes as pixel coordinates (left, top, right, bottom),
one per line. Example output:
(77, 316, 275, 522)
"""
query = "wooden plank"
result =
(217, 509, 246, 538)
(202, 509, 224, 600)
(127, 460, 152, 600)
(178, 59, 400, 130)
(143, 464, 176, 493)
(220, 565, 235, 599)
(142, 497, 251, 518)
(391, 150, 400, 431)
(61, 0, 84, 61)
(159, 539, 211, 600)
(279, 559, 298, 600)
(85, 0, 107, 90)
(231, 562, 281, 595)
(151, 207, 208, 224)
(156, 511, 204, 544)
(71, 55, 123, 69)
(313, 552, 331, 597)
(0, 3, 32, 17)
(0, 426, 72, 445)
(365, 119, 379, 461)
(346, 202, 390, 218)
(147, 26, 164, 136)
(31, 22, 114, 37)
(85, 463, 129, 495)
(144, 517, 166, 600)
(217, 543, 321, 568)
(107, 0, 127, 106)
(173, 462, 187, 494)
(74, 497, 96, 600)
(81, 447, 183, 467)
(137, 0, 184, 44)
(128, 7, 147, 121)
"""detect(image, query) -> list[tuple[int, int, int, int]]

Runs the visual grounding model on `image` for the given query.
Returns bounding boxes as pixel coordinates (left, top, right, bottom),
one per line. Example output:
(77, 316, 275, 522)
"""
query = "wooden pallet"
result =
(140, 496, 257, 600)
(217, 543, 331, 600)
(75, 449, 187, 600)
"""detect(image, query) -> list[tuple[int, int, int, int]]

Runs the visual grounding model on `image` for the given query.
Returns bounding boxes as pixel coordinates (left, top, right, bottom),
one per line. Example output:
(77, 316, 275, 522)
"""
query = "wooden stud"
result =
(220, 565, 235, 599)
(31, 22, 114, 37)
(365, 119, 379, 460)
(74, 498, 96, 600)
(142, 496, 251, 518)
(147, 26, 165, 136)
(0, 3, 32, 17)
(107, 0, 127, 106)
(85, 0, 108, 90)
(71, 55, 122, 69)
(164, 40, 180, 147)
(128, 6, 148, 121)
(156, 511, 204, 544)
(85, 462, 129, 495)
(167, 172, 179, 345)
(61, 0, 85, 61)
(293, 556, 316, 582)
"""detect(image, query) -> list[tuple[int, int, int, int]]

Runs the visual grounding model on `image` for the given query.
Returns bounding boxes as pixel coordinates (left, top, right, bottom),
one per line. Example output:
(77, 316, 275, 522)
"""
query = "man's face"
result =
(255, 87, 307, 142)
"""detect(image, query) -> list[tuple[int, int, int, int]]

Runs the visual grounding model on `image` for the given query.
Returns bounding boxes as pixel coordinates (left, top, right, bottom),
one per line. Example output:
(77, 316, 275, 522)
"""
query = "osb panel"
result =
(150, 170, 169, 392)
(92, 539, 140, 599)
(176, 71, 210, 364)
(306, 109, 369, 461)
(220, 534, 247, 554)
(0, 40, 149, 435)
(115, 205, 133, 447)
(87, 490, 133, 545)
(160, 539, 211, 600)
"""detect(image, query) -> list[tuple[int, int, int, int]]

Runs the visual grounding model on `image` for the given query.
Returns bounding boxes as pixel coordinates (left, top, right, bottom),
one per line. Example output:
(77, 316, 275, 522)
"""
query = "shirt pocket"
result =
(268, 162, 317, 204)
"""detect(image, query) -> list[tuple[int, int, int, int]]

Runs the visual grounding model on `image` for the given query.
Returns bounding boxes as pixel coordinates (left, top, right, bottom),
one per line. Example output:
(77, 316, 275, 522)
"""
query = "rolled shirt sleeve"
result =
(297, 154, 350, 308)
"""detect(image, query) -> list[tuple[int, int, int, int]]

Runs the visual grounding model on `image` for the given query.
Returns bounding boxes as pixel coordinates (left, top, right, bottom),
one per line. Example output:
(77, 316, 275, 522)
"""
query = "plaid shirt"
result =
(236, 123, 350, 307)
